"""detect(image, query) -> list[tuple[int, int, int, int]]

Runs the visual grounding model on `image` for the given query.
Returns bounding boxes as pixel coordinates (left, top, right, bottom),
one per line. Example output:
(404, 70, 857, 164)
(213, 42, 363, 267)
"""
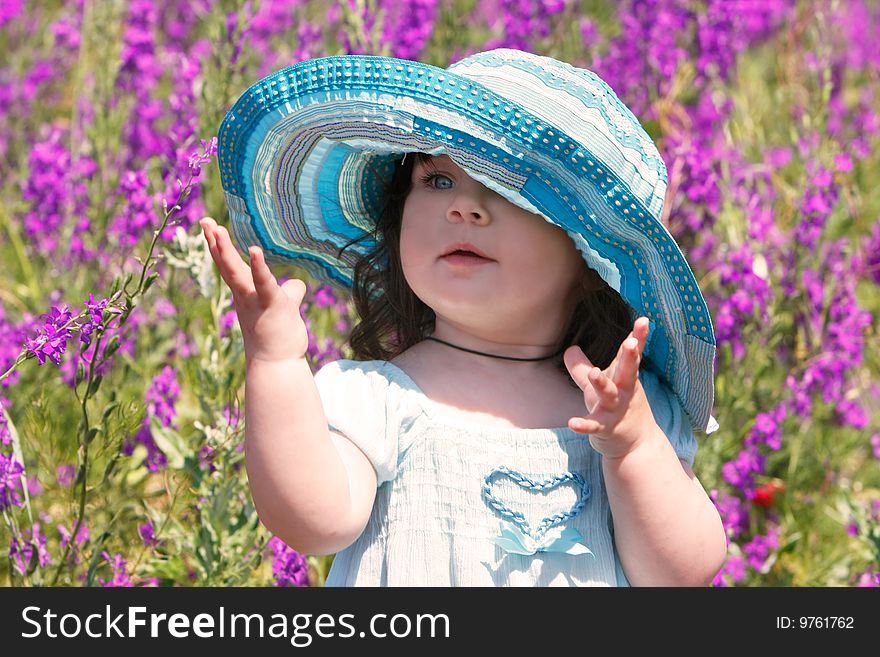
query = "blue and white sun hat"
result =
(217, 48, 719, 435)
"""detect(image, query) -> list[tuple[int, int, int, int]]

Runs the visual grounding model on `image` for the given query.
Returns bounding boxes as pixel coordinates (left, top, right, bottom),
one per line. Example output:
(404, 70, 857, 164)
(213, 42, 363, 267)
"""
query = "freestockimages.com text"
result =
(21, 606, 450, 646)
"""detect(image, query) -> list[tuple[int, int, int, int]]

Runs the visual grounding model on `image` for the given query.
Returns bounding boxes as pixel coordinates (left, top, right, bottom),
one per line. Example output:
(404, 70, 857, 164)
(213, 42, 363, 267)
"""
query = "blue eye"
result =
(418, 172, 454, 190)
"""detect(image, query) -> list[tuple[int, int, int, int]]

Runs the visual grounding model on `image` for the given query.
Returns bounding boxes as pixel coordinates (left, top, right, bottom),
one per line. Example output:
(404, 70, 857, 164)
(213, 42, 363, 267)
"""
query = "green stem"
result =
(50, 330, 104, 586)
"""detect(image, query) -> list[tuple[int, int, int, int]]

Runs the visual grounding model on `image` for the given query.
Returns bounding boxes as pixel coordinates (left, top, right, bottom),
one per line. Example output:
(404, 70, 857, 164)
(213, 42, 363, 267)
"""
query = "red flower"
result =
(751, 481, 785, 508)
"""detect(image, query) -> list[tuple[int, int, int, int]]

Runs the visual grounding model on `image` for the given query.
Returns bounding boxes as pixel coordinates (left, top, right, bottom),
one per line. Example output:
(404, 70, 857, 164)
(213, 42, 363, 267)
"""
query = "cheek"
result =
(505, 224, 582, 287)
(398, 208, 434, 270)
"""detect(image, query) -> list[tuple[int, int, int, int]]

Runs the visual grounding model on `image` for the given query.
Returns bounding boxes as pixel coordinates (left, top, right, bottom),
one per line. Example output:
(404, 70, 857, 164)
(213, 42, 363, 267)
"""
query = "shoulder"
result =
(313, 359, 404, 486)
(314, 358, 390, 383)
(314, 357, 425, 427)
(314, 358, 412, 405)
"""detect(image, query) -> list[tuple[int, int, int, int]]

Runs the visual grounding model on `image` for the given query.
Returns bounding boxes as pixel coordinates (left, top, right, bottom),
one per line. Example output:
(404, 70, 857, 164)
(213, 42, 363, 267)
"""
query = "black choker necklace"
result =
(423, 336, 565, 362)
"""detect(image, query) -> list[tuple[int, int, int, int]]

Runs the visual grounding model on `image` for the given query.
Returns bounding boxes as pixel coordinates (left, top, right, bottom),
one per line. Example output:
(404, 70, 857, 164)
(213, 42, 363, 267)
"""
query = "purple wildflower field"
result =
(0, 0, 878, 587)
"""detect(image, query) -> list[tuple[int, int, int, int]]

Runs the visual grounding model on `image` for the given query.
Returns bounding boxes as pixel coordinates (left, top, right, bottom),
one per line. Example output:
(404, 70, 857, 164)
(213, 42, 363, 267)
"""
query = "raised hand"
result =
(200, 217, 310, 363)
(563, 316, 656, 459)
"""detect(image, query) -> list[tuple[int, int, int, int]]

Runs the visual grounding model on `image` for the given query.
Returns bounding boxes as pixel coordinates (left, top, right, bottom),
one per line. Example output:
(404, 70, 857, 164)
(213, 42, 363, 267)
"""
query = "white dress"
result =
(313, 359, 701, 586)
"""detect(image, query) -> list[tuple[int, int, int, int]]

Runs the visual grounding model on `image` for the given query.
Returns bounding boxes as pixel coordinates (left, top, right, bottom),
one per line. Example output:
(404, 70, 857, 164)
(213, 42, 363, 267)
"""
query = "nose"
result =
(446, 189, 490, 225)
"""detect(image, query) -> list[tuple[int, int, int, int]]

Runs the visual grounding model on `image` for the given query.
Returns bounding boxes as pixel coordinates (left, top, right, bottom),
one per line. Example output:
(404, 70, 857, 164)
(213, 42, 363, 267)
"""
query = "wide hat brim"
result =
(218, 48, 718, 434)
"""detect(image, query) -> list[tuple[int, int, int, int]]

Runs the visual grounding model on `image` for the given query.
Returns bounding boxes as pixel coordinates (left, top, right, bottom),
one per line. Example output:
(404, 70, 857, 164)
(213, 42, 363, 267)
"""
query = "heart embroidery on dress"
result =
(481, 465, 593, 556)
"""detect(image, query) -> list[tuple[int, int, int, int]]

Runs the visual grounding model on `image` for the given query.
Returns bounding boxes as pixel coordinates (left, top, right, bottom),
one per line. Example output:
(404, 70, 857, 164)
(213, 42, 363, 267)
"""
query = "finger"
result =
(613, 336, 641, 390)
(568, 415, 603, 435)
(213, 225, 255, 293)
(610, 317, 649, 381)
(248, 246, 281, 304)
(563, 345, 594, 392)
(631, 316, 649, 352)
(589, 365, 619, 405)
(616, 317, 649, 381)
(279, 278, 308, 305)
(200, 217, 218, 252)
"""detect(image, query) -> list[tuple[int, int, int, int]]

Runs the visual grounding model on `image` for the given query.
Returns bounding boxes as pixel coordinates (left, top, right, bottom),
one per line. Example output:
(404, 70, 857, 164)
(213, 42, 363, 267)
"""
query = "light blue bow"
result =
(494, 521, 594, 556)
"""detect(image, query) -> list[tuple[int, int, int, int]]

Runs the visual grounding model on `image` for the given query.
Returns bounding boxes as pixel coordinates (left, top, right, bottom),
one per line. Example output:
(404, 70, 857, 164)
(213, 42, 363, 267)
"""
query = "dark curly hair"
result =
(337, 152, 634, 388)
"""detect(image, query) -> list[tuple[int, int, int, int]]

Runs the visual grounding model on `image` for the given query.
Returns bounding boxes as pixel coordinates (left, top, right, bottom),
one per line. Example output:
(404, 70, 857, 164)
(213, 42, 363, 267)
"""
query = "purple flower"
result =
(107, 169, 156, 249)
(722, 445, 766, 495)
(9, 523, 51, 575)
(580, 17, 598, 45)
(219, 310, 237, 338)
(19, 125, 96, 262)
(0, 0, 23, 27)
(764, 146, 792, 169)
(835, 399, 867, 429)
(223, 405, 241, 428)
(380, 0, 439, 60)
(24, 303, 74, 366)
(710, 489, 749, 541)
(0, 392, 10, 441)
(198, 444, 216, 474)
(745, 404, 787, 451)
(313, 285, 338, 309)
(123, 424, 168, 473)
(714, 243, 773, 362)
(0, 451, 25, 511)
(855, 568, 879, 588)
(712, 553, 747, 587)
(871, 433, 880, 460)
(187, 136, 218, 178)
(139, 521, 158, 547)
(153, 298, 176, 319)
(860, 222, 880, 286)
(834, 152, 854, 172)
(267, 536, 309, 587)
(77, 294, 122, 348)
(56, 464, 75, 487)
(58, 522, 90, 549)
(99, 551, 133, 587)
(795, 162, 839, 253)
(146, 366, 180, 428)
(26, 475, 42, 496)
(742, 526, 780, 571)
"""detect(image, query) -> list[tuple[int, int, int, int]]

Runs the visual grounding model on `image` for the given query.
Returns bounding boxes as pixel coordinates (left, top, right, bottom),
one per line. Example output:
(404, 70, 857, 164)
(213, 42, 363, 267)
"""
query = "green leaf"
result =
(143, 272, 160, 293)
(149, 415, 186, 469)
(104, 335, 121, 357)
(26, 542, 40, 576)
(87, 374, 103, 397)
(143, 555, 190, 583)
(101, 400, 119, 423)
(85, 426, 100, 445)
(101, 454, 119, 481)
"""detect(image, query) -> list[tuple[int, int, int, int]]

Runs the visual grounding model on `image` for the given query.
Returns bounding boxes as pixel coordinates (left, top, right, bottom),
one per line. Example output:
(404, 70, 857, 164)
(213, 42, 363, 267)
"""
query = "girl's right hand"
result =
(200, 217, 310, 363)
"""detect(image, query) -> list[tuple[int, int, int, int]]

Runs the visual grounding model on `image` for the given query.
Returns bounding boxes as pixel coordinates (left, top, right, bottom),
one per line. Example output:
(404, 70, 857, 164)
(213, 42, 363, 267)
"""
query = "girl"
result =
(203, 48, 727, 586)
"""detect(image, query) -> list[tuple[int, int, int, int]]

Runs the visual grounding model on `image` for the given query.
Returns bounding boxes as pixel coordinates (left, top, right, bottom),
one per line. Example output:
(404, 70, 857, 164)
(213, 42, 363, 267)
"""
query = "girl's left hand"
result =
(563, 316, 656, 459)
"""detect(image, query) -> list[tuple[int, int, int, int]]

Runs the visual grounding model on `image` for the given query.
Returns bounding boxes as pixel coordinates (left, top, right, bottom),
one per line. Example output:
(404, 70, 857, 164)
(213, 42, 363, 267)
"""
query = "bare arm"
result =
(563, 316, 727, 586)
(245, 357, 377, 555)
(603, 422, 727, 586)
(200, 218, 376, 555)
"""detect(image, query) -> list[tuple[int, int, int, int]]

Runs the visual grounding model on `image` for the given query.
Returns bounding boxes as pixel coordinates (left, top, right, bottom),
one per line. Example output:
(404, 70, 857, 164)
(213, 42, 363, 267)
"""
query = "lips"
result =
(441, 242, 494, 261)
(441, 252, 495, 267)
(445, 250, 488, 259)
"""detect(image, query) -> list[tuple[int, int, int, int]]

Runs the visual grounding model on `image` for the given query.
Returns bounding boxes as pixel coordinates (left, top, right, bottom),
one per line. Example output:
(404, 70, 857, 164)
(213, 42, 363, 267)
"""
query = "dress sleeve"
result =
(639, 368, 699, 468)
(313, 359, 399, 486)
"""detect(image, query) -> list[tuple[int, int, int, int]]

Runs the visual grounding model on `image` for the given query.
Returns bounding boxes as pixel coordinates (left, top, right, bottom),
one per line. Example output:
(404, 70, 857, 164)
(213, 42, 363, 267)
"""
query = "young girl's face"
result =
(399, 154, 585, 344)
